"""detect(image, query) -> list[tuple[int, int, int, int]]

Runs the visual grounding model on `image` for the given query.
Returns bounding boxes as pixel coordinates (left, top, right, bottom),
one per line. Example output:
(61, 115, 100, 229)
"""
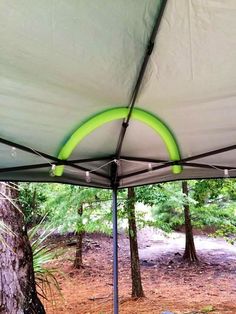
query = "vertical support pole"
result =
(112, 187, 119, 314)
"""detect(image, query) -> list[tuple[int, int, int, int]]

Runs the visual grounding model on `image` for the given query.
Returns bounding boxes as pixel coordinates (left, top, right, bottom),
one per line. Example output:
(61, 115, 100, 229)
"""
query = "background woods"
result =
(0, 179, 235, 313)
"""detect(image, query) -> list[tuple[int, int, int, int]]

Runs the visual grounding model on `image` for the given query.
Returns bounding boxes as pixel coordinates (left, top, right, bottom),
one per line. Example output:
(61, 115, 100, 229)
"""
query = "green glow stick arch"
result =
(54, 107, 182, 176)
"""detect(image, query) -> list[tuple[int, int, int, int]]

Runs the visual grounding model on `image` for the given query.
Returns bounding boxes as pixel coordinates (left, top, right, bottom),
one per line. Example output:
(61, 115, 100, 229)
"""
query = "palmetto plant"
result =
(28, 220, 63, 300)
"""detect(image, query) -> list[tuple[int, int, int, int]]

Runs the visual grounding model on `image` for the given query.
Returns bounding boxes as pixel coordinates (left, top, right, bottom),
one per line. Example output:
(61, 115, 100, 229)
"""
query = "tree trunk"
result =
(127, 187, 144, 298)
(182, 181, 198, 263)
(0, 182, 45, 314)
(74, 204, 84, 269)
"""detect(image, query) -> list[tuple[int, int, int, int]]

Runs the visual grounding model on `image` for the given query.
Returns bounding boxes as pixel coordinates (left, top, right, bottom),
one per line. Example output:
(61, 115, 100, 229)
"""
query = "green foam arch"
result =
(54, 107, 182, 176)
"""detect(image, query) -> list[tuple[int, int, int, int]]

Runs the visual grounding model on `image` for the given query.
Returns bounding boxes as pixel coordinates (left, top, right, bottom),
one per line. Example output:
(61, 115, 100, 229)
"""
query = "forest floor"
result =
(43, 228, 236, 314)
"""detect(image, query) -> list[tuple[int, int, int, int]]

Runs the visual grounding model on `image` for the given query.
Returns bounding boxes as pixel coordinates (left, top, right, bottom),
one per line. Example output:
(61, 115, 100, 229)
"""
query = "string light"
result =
(49, 164, 56, 177)
(46, 155, 235, 184)
(83, 159, 121, 184)
(85, 171, 91, 183)
(224, 169, 229, 178)
(148, 163, 153, 172)
(11, 147, 17, 158)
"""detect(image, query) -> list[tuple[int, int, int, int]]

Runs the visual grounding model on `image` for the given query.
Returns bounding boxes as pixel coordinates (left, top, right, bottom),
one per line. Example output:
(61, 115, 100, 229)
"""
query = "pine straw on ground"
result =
(42, 233, 236, 314)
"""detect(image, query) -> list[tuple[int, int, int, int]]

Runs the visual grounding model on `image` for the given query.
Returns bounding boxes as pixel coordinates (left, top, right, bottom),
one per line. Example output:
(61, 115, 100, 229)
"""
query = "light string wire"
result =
(9, 145, 236, 180)
(11, 145, 54, 166)
(121, 159, 235, 175)
(27, 147, 54, 166)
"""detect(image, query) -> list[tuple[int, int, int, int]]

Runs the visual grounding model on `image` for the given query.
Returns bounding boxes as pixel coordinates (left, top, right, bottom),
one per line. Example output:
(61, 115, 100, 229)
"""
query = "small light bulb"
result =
(11, 147, 17, 158)
(224, 169, 229, 178)
(148, 163, 152, 172)
(49, 164, 56, 177)
(85, 171, 91, 183)
(114, 159, 120, 166)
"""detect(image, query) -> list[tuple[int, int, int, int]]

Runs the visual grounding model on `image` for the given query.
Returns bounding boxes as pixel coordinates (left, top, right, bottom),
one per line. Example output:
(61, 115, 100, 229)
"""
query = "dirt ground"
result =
(43, 229, 236, 314)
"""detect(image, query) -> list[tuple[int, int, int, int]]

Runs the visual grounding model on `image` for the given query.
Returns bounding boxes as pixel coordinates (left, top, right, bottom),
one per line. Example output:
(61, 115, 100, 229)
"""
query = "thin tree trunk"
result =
(0, 182, 45, 314)
(127, 187, 144, 298)
(74, 204, 84, 269)
(31, 187, 37, 226)
(182, 181, 198, 263)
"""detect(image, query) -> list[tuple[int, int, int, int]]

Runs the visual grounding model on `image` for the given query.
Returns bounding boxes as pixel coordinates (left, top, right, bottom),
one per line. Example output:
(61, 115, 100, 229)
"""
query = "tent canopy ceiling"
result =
(0, 0, 236, 188)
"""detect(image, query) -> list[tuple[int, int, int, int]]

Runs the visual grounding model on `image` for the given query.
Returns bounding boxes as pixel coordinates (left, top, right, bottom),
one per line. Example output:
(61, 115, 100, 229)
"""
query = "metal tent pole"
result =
(112, 187, 119, 314)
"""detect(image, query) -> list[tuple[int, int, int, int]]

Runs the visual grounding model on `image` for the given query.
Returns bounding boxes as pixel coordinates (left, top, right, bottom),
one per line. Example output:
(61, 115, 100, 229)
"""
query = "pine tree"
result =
(0, 182, 45, 313)
(127, 187, 144, 298)
(182, 181, 198, 263)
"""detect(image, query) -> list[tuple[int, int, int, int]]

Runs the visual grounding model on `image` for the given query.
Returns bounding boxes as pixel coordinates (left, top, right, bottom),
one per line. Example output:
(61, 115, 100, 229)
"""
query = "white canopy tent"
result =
(0, 1, 236, 312)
